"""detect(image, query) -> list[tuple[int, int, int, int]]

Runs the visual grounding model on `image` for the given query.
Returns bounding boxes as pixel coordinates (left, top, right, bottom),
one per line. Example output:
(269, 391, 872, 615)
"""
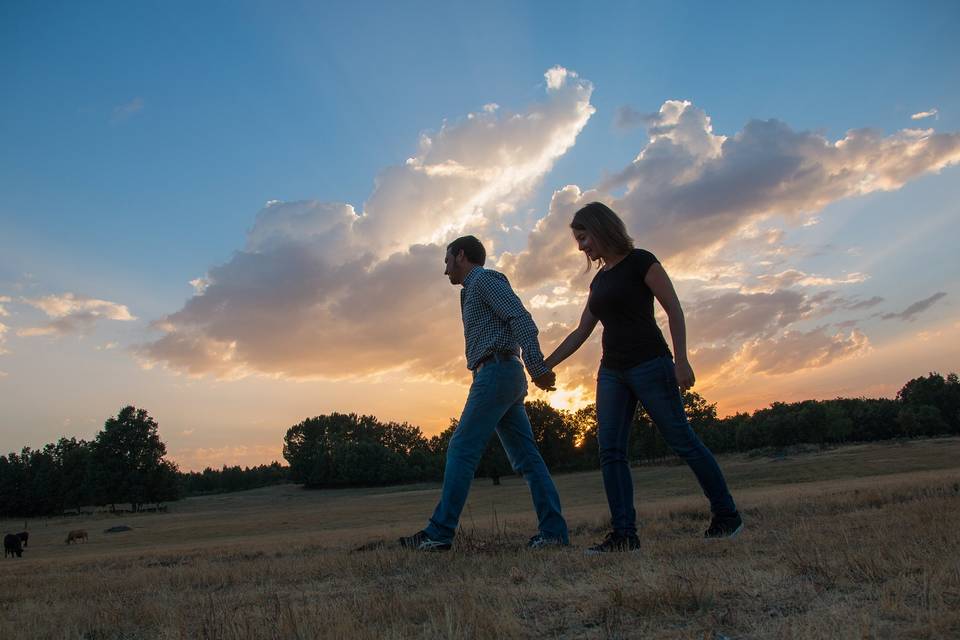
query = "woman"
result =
(544, 202, 742, 553)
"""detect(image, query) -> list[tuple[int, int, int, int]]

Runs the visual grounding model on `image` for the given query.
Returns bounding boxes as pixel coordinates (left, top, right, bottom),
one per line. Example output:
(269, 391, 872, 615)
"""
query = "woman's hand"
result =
(674, 358, 695, 392)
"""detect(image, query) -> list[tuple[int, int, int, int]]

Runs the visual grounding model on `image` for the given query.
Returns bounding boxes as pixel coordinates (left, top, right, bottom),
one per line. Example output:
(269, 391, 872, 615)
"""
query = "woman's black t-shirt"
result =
(588, 248, 671, 369)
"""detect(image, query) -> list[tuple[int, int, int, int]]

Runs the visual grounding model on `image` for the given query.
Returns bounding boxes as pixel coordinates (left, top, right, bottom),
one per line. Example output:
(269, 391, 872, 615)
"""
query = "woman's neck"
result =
(601, 251, 630, 271)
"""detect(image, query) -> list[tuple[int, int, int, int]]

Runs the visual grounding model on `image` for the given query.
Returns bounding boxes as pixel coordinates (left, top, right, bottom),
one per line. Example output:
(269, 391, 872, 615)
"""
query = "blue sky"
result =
(1, 1, 958, 469)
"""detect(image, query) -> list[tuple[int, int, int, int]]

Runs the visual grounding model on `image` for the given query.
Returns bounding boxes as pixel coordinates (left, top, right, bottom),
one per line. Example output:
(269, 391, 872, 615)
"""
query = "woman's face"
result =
(573, 228, 599, 260)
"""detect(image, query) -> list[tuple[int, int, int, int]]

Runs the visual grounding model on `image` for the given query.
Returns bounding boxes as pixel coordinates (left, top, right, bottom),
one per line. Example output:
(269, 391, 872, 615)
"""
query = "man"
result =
(399, 235, 569, 551)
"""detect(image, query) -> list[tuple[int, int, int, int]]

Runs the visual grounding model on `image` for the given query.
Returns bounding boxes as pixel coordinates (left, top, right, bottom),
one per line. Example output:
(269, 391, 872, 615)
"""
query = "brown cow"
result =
(65, 529, 88, 544)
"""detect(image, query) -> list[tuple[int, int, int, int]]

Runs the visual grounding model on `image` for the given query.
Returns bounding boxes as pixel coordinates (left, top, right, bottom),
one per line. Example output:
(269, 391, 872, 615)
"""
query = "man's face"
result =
(444, 249, 464, 285)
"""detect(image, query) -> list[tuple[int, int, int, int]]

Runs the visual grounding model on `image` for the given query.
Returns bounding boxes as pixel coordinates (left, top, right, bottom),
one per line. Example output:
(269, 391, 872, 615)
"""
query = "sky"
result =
(2, 1, 959, 471)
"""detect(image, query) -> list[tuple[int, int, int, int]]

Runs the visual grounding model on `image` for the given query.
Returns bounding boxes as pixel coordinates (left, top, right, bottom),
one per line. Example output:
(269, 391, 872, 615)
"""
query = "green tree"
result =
(283, 412, 436, 487)
(822, 401, 853, 443)
(525, 400, 578, 470)
(896, 404, 947, 438)
(898, 372, 959, 434)
(91, 406, 177, 511)
(570, 404, 599, 468)
(477, 437, 513, 485)
(684, 391, 735, 453)
(52, 437, 93, 511)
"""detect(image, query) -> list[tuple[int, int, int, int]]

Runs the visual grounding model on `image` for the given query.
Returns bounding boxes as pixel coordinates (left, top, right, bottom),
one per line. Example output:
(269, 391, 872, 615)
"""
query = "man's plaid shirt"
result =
(460, 266, 550, 379)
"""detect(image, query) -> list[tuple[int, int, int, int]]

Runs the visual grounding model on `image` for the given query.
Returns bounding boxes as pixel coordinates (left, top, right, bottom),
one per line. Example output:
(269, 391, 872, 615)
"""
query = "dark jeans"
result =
(596, 356, 737, 535)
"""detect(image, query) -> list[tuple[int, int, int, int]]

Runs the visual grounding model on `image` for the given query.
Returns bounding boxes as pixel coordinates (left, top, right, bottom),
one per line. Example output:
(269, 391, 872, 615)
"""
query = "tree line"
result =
(0, 406, 179, 518)
(1, 372, 957, 516)
(281, 372, 960, 487)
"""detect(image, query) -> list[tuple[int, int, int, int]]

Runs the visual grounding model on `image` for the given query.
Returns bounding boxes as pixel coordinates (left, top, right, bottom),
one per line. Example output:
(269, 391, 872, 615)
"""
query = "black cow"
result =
(17, 531, 28, 547)
(3, 534, 22, 558)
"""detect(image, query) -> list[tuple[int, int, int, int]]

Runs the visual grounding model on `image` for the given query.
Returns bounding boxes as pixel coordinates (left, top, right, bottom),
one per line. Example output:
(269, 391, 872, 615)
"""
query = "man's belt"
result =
(474, 351, 520, 371)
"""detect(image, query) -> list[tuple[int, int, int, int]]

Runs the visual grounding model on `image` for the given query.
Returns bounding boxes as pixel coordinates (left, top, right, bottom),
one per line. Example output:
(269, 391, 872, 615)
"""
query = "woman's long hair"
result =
(570, 202, 634, 270)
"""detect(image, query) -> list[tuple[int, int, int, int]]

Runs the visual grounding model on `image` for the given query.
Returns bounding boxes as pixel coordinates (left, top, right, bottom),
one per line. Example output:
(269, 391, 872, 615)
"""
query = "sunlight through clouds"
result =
(133, 71, 960, 407)
(136, 67, 596, 382)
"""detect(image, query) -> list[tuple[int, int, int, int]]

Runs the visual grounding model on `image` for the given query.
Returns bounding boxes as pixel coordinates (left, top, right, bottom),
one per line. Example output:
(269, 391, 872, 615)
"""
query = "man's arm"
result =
(475, 271, 554, 386)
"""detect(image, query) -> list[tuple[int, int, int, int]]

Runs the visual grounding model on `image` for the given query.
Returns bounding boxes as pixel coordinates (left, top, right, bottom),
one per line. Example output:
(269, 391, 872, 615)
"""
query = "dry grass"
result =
(2, 437, 960, 639)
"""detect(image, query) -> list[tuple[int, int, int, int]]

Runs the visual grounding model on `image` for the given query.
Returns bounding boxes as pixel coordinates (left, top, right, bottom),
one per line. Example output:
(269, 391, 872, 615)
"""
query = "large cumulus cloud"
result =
(501, 100, 960, 290)
(136, 76, 960, 395)
(136, 67, 595, 380)
(493, 98, 959, 391)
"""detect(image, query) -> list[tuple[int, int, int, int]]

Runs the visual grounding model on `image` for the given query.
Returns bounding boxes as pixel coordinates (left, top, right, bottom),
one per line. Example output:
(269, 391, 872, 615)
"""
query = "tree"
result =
(525, 400, 579, 470)
(477, 437, 513, 485)
(283, 412, 437, 488)
(684, 391, 735, 453)
(896, 404, 947, 438)
(52, 437, 93, 511)
(822, 402, 853, 444)
(570, 404, 599, 468)
(898, 372, 960, 434)
(91, 406, 177, 511)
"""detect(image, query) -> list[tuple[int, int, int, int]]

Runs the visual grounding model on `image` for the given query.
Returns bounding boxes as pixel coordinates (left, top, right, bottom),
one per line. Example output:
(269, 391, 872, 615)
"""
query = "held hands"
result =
(532, 369, 557, 392)
(674, 359, 695, 392)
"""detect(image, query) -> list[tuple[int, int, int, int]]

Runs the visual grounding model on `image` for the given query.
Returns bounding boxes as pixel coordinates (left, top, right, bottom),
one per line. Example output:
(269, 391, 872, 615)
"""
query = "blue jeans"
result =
(597, 356, 737, 535)
(425, 358, 569, 544)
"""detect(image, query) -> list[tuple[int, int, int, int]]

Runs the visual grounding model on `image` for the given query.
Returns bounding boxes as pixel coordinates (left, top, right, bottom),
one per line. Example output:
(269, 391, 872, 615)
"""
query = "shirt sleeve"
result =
(475, 271, 550, 379)
(634, 249, 660, 281)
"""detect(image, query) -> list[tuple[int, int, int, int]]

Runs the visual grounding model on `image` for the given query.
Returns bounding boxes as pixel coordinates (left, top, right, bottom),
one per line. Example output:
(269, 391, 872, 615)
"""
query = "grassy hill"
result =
(3, 437, 959, 638)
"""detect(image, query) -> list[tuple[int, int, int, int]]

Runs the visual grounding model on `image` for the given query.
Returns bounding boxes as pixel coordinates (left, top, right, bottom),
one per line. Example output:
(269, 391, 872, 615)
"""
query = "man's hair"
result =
(570, 201, 634, 270)
(446, 235, 486, 266)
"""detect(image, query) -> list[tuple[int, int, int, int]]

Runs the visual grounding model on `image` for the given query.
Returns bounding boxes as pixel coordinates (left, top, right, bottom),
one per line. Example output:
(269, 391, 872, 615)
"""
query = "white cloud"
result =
(840, 296, 884, 311)
(137, 68, 596, 381)
(22, 293, 135, 320)
(136, 84, 960, 395)
(751, 269, 868, 292)
(18, 293, 136, 337)
(503, 101, 960, 291)
(0, 322, 8, 355)
(735, 328, 871, 376)
(112, 97, 144, 121)
(685, 289, 812, 344)
(189, 277, 211, 295)
(911, 108, 938, 120)
(880, 292, 947, 321)
(544, 66, 571, 90)
(613, 105, 650, 130)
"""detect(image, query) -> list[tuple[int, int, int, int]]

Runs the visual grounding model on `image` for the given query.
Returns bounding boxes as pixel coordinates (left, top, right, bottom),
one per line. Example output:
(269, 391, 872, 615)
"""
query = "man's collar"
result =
(461, 265, 482, 288)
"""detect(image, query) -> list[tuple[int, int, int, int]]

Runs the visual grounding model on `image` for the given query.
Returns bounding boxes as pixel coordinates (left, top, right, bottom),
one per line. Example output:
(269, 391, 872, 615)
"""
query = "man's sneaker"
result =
(704, 512, 743, 539)
(527, 533, 567, 549)
(398, 530, 452, 552)
(584, 531, 641, 555)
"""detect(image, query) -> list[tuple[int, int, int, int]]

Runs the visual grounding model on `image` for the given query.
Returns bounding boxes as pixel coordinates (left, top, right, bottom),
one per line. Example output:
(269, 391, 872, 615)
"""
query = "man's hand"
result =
(674, 359, 695, 392)
(532, 370, 557, 392)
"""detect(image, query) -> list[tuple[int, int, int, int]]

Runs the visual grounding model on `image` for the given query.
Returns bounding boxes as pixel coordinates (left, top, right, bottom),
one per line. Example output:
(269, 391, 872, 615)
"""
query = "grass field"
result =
(3, 437, 960, 639)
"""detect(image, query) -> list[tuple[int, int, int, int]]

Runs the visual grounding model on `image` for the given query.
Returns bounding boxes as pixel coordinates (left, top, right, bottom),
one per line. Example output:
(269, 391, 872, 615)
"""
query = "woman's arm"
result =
(645, 263, 695, 391)
(544, 303, 599, 369)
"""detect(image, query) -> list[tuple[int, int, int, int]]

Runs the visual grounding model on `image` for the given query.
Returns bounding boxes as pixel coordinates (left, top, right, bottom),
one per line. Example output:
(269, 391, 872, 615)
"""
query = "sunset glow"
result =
(2, 2, 958, 471)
